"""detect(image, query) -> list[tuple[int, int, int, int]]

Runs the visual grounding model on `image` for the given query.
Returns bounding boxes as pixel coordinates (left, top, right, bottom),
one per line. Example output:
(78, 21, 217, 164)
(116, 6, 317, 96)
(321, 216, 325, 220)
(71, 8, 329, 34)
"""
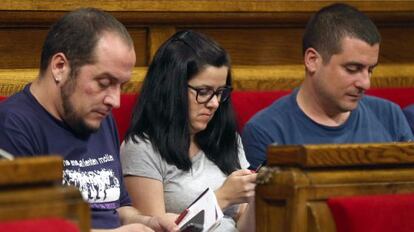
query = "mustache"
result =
(349, 89, 366, 96)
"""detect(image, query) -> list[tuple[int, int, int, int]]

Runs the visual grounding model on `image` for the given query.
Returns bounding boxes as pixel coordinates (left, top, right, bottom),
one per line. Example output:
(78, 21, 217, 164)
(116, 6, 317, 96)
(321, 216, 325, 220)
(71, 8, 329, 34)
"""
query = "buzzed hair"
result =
(302, 3, 381, 63)
(40, 8, 133, 77)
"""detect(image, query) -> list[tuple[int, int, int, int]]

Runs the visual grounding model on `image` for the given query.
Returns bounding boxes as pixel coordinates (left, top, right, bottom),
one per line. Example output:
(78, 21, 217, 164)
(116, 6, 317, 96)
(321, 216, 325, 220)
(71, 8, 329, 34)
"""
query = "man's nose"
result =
(104, 86, 121, 109)
(355, 70, 371, 91)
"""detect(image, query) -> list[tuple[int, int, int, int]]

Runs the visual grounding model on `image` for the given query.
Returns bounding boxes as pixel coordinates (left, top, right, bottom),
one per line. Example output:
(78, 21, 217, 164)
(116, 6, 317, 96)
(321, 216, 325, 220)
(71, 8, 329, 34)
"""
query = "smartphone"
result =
(178, 209, 204, 232)
(180, 222, 203, 232)
(256, 163, 264, 172)
(250, 160, 267, 173)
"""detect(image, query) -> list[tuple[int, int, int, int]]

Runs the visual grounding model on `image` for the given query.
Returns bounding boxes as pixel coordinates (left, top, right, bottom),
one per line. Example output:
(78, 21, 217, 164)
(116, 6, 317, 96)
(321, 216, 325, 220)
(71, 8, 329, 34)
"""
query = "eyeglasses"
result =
(188, 84, 233, 104)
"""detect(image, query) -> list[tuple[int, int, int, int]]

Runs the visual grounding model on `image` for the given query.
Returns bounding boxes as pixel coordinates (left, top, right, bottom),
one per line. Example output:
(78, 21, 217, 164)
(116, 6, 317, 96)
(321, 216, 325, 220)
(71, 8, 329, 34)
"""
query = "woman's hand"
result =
(215, 169, 257, 209)
(146, 214, 179, 232)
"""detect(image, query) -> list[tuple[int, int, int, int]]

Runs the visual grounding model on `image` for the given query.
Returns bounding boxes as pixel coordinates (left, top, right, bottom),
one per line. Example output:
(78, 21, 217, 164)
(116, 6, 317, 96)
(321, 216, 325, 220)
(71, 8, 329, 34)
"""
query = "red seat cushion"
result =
(0, 218, 80, 232)
(328, 193, 414, 232)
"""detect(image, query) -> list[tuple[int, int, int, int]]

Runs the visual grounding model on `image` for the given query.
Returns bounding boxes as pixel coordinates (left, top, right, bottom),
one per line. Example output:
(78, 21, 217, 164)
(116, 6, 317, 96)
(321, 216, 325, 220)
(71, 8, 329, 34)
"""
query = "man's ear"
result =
(50, 53, 70, 84)
(304, 48, 321, 74)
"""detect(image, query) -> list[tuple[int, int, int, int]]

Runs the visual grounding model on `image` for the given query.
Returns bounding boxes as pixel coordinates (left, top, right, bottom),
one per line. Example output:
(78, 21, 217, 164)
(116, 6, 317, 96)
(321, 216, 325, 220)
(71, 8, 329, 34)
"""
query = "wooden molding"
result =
(2, 1, 414, 12)
(0, 155, 63, 185)
(267, 142, 414, 168)
(1, 64, 414, 96)
(0, 156, 90, 232)
(0, 1, 414, 26)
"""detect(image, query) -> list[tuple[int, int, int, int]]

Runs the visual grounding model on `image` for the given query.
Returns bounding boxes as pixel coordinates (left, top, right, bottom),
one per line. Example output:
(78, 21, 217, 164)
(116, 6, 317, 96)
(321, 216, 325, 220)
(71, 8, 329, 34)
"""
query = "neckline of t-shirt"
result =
(291, 89, 357, 131)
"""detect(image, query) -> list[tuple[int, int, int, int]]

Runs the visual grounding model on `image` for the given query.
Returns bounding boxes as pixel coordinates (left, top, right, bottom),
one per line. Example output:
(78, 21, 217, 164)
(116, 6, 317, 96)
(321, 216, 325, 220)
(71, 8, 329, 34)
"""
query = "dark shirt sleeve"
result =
(0, 112, 37, 156)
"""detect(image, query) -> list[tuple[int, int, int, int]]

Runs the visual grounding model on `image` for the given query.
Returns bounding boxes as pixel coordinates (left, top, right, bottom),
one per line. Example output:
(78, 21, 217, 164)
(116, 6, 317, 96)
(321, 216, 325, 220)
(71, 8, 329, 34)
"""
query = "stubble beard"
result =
(61, 75, 99, 137)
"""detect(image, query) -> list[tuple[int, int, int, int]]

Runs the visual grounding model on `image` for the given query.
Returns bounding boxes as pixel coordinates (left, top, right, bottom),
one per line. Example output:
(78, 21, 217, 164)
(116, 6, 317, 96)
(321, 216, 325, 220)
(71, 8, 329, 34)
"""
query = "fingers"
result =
(240, 172, 257, 201)
(245, 172, 257, 182)
(240, 178, 256, 196)
(149, 215, 179, 232)
(231, 169, 255, 176)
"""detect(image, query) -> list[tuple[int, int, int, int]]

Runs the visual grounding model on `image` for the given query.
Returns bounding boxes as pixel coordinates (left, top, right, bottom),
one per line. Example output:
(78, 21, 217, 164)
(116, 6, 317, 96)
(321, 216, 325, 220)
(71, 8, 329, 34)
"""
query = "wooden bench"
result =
(255, 142, 414, 231)
(0, 156, 90, 232)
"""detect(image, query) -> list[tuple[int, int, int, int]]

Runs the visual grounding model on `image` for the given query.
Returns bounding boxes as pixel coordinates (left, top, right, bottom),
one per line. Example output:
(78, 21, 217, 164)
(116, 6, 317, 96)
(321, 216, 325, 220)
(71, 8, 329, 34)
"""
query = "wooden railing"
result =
(0, 156, 90, 232)
(256, 142, 414, 231)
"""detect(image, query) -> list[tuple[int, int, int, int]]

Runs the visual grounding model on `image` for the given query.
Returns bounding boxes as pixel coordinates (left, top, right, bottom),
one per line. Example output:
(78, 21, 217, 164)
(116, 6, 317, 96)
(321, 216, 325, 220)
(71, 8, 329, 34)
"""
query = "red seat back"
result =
(112, 91, 292, 141)
(231, 90, 291, 131)
(3, 87, 414, 142)
(0, 218, 80, 232)
(328, 193, 414, 232)
(112, 94, 137, 142)
(366, 87, 414, 108)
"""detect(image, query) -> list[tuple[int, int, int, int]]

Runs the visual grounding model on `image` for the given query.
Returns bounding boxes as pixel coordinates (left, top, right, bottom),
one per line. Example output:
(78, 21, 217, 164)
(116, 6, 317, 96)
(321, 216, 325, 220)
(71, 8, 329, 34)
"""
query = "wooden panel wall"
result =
(0, 0, 414, 95)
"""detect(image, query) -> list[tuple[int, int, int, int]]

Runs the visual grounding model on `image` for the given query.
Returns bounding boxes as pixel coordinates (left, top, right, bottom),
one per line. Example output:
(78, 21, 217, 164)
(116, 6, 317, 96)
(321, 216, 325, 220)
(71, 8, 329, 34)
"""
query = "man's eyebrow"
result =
(344, 62, 364, 67)
(344, 62, 378, 69)
(96, 73, 125, 83)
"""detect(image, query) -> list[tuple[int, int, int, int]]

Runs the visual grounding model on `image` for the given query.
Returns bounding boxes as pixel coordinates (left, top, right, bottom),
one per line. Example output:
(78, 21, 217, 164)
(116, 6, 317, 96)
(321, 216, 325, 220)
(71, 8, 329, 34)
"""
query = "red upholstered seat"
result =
(0, 218, 80, 232)
(328, 193, 414, 232)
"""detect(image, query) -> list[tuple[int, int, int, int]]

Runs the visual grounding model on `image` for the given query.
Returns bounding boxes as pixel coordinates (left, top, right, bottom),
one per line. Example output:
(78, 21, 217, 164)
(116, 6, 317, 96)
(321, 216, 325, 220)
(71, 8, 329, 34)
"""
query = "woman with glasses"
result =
(120, 30, 256, 231)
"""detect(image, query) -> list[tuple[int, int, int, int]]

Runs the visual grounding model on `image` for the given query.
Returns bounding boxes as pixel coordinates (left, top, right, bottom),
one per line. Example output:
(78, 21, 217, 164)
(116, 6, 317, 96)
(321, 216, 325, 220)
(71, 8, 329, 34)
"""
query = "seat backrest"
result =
(112, 91, 292, 141)
(328, 193, 414, 232)
(112, 94, 137, 142)
(231, 90, 291, 131)
(4, 87, 414, 142)
(366, 88, 414, 108)
(0, 218, 80, 232)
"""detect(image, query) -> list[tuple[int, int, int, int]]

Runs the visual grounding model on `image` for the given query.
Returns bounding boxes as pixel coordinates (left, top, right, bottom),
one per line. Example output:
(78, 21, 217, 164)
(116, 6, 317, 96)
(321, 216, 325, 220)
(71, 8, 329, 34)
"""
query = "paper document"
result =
(176, 187, 223, 232)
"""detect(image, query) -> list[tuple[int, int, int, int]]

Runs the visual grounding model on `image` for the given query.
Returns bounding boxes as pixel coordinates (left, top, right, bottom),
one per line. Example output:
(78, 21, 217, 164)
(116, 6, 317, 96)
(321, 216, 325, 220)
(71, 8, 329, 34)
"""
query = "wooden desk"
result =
(0, 156, 90, 232)
(256, 142, 414, 232)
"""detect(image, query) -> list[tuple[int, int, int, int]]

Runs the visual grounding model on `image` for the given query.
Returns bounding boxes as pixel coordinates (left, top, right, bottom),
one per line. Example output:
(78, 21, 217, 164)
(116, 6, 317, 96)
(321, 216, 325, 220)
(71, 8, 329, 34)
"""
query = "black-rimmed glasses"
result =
(188, 84, 233, 104)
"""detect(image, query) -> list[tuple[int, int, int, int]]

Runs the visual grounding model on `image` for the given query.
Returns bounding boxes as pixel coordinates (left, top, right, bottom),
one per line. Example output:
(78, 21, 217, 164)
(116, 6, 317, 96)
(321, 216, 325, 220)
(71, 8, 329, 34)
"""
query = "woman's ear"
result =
(304, 47, 321, 74)
(50, 52, 70, 84)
